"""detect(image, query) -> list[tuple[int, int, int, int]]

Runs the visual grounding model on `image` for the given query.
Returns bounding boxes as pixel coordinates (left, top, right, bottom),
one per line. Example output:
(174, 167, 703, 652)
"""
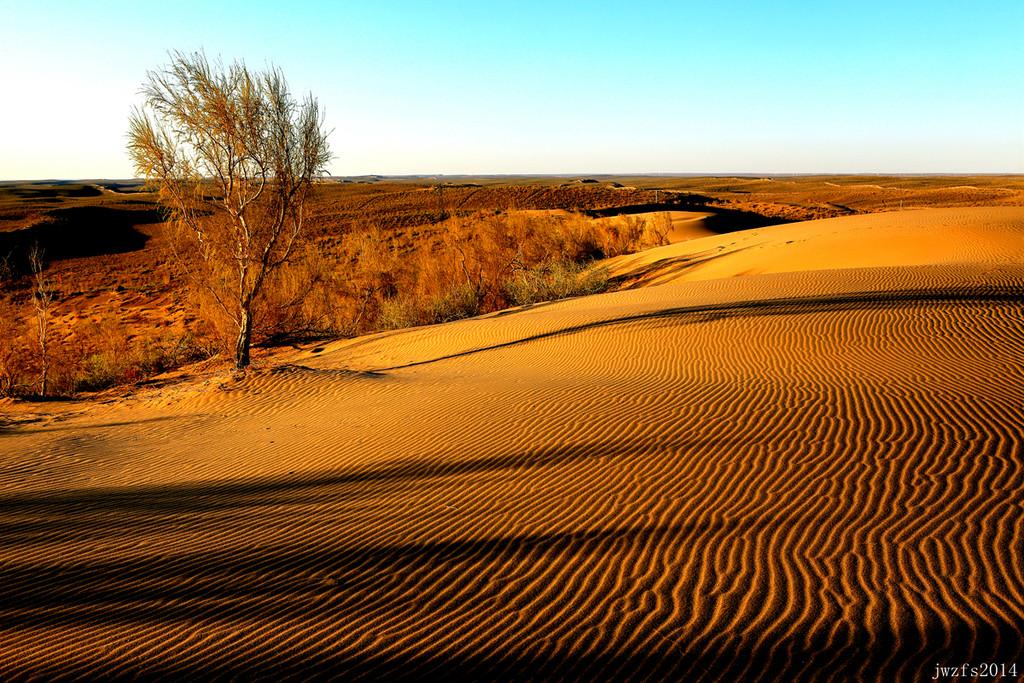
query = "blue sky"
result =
(1, 0, 1022, 178)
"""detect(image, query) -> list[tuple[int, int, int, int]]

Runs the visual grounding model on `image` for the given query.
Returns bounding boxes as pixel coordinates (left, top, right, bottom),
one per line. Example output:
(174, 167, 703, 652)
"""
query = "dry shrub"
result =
(0, 302, 32, 396)
(0, 313, 85, 398)
(190, 286, 237, 356)
(332, 209, 658, 333)
(71, 320, 212, 393)
(0, 252, 14, 283)
(503, 261, 610, 307)
(376, 283, 483, 331)
(0, 208, 668, 397)
(598, 213, 672, 257)
(256, 242, 348, 342)
(343, 225, 406, 334)
(0, 305, 213, 398)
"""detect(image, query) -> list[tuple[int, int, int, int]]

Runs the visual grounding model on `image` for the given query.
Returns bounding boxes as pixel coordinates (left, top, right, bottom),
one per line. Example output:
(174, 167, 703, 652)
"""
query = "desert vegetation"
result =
(4, 173, 1024, 399)
(0, 180, 675, 396)
(334, 210, 669, 333)
(3, 174, 1024, 398)
(128, 51, 332, 369)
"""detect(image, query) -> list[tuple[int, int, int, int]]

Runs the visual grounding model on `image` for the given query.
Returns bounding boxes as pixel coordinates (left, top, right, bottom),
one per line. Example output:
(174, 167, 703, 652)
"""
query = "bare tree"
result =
(29, 244, 54, 397)
(128, 51, 332, 369)
(0, 251, 19, 396)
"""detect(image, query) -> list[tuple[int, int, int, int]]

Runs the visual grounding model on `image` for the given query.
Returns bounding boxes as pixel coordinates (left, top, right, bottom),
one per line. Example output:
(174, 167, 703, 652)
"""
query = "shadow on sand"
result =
(1, 438, 1020, 679)
(0, 205, 160, 271)
(585, 194, 794, 234)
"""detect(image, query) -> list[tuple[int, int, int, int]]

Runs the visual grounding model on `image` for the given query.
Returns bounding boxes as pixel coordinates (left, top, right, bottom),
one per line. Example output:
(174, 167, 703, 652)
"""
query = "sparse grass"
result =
(73, 330, 213, 393)
(503, 261, 610, 307)
(376, 284, 484, 330)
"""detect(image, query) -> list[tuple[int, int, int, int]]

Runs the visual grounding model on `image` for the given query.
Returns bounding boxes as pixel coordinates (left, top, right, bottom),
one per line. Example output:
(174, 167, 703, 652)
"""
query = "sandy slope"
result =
(605, 206, 1024, 287)
(1, 208, 1023, 680)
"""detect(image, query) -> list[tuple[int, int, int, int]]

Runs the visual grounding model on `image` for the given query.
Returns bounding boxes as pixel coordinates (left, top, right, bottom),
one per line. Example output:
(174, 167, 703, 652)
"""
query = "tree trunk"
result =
(38, 323, 48, 398)
(235, 307, 253, 369)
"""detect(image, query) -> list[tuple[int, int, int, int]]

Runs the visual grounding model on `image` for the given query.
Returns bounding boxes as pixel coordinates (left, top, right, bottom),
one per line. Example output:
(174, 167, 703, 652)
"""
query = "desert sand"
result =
(2, 207, 1023, 679)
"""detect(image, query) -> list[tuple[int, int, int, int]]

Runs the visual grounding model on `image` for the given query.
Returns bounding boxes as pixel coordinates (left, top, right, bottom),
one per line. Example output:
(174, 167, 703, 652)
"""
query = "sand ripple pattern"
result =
(2, 226, 1024, 679)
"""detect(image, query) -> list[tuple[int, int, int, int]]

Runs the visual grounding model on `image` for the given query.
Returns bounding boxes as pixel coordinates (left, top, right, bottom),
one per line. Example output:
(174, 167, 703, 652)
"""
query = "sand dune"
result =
(1, 208, 1023, 679)
(605, 206, 1024, 288)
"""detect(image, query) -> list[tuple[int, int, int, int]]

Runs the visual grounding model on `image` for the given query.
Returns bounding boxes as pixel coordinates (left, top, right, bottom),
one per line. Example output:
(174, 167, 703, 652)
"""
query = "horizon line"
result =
(4, 171, 1024, 183)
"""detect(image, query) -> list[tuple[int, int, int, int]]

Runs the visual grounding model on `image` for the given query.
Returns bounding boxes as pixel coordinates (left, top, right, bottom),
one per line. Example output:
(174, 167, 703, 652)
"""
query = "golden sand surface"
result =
(2, 208, 1022, 679)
